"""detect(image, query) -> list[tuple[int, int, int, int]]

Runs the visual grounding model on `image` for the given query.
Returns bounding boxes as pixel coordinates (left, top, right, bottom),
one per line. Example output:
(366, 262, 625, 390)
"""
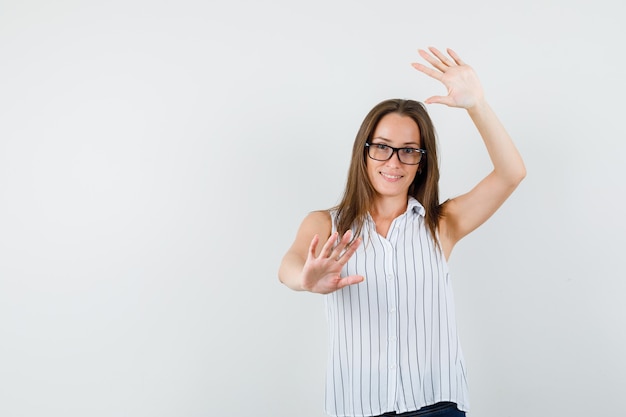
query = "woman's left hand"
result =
(411, 47, 484, 109)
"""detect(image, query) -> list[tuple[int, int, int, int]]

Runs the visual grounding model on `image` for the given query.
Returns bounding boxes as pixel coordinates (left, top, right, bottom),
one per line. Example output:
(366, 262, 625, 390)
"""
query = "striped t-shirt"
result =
(324, 197, 469, 417)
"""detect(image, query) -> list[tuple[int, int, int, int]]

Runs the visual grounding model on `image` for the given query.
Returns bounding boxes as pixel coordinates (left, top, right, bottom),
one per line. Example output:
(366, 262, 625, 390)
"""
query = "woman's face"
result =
(366, 113, 421, 199)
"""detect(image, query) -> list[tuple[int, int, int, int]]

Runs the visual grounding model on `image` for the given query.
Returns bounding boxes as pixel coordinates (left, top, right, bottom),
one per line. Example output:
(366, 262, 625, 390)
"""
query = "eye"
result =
(373, 143, 388, 150)
(401, 148, 415, 154)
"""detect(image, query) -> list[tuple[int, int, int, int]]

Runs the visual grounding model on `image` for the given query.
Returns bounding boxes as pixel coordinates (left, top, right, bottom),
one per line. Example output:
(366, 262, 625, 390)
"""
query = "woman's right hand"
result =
(300, 230, 363, 294)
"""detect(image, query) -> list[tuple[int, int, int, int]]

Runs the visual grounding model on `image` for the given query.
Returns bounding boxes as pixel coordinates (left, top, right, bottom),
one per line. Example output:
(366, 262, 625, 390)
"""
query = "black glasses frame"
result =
(365, 142, 426, 165)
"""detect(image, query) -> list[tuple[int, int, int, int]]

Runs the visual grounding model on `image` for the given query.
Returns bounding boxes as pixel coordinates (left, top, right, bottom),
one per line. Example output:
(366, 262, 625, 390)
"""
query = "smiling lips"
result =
(380, 172, 403, 182)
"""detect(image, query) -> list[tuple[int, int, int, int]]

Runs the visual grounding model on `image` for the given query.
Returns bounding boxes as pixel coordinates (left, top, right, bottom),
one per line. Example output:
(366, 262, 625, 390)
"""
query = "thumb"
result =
(424, 95, 454, 106)
(337, 275, 365, 289)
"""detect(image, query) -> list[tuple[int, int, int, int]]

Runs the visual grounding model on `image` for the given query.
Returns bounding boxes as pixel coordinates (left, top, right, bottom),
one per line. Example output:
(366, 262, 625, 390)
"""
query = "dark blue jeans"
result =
(375, 402, 465, 417)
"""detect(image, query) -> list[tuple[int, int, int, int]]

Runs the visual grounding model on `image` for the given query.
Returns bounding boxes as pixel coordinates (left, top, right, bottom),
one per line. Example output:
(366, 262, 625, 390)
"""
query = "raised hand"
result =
(300, 230, 363, 294)
(411, 47, 484, 109)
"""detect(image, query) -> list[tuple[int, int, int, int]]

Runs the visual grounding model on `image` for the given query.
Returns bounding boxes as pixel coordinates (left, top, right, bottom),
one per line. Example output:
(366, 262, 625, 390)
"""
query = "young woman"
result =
(279, 47, 525, 417)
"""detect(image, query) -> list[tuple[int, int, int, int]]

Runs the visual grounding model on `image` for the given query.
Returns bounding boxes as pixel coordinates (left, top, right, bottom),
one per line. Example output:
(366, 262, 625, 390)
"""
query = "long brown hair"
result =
(334, 99, 442, 243)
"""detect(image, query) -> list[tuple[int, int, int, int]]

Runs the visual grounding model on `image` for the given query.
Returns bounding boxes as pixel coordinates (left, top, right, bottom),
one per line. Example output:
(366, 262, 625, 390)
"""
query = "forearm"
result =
(278, 252, 306, 291)
(467, 100, 526, 184)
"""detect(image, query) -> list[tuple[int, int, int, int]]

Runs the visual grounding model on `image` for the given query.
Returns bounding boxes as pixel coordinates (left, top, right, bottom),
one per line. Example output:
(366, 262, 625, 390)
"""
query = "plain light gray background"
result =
(1, 0, 625, 416)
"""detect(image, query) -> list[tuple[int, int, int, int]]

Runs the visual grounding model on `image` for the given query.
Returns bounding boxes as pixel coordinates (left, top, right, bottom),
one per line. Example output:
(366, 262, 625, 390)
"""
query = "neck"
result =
(370, 195, 408, 221)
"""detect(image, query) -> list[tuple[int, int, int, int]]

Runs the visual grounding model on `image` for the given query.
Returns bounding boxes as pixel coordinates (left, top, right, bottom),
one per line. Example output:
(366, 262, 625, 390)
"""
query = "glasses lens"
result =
(397, 148, 422, 165)
(368, 144, 393, 161)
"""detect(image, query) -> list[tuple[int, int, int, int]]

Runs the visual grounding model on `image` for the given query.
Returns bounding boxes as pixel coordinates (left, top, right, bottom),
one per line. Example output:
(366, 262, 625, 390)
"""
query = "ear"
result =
(418, 159, 426, 174)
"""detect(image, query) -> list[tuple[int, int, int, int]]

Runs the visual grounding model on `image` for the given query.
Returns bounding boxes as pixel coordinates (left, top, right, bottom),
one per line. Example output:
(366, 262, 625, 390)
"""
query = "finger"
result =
(337, 274, 365, 289)
(418, 49, 447, 72)
(307, 234, 320, 259)
(330, 230, 353, 260)
(319, 231, 338, 258)
(336, 236, 361, 264)
(411, 62, 443, 82)
(428, 46, 456, 67)
(446, 48, 465, 66)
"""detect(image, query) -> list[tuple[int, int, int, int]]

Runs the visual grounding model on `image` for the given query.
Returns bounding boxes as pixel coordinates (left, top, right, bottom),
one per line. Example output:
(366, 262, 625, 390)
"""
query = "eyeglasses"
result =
(365, 142, 426, 165)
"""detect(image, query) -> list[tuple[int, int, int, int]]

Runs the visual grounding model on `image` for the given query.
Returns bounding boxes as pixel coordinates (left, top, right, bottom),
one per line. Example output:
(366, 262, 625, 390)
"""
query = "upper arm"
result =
(439, 170, 524, 257)
(287, 210, 333, 260)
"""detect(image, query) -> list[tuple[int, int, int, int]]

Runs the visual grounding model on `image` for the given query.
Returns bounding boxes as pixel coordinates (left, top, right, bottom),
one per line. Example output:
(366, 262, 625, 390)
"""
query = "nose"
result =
(386, 149, 403, 166)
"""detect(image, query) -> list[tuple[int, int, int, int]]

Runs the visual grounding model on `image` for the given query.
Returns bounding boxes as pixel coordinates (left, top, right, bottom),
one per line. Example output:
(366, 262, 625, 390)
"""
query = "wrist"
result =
(466, 98, 489, 116)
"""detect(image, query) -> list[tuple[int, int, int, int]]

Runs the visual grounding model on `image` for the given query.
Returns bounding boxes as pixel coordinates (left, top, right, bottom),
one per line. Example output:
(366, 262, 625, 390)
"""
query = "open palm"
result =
(412, 47, 484, 109)
(301, 230, 363, 294)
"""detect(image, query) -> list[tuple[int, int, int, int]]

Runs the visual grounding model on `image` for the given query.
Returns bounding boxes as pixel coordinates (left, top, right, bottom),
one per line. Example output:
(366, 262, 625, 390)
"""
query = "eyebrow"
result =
(371, 137, 420, 147)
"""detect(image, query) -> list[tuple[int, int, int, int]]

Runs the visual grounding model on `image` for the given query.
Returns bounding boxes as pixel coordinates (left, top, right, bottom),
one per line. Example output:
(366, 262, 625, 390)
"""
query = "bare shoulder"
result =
(286, 209, 333, 259)
(300, 210, 332, 239)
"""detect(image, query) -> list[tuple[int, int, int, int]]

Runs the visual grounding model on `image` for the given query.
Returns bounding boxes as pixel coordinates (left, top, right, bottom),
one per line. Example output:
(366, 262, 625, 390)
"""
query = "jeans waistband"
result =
(379, 402, 458, 416)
